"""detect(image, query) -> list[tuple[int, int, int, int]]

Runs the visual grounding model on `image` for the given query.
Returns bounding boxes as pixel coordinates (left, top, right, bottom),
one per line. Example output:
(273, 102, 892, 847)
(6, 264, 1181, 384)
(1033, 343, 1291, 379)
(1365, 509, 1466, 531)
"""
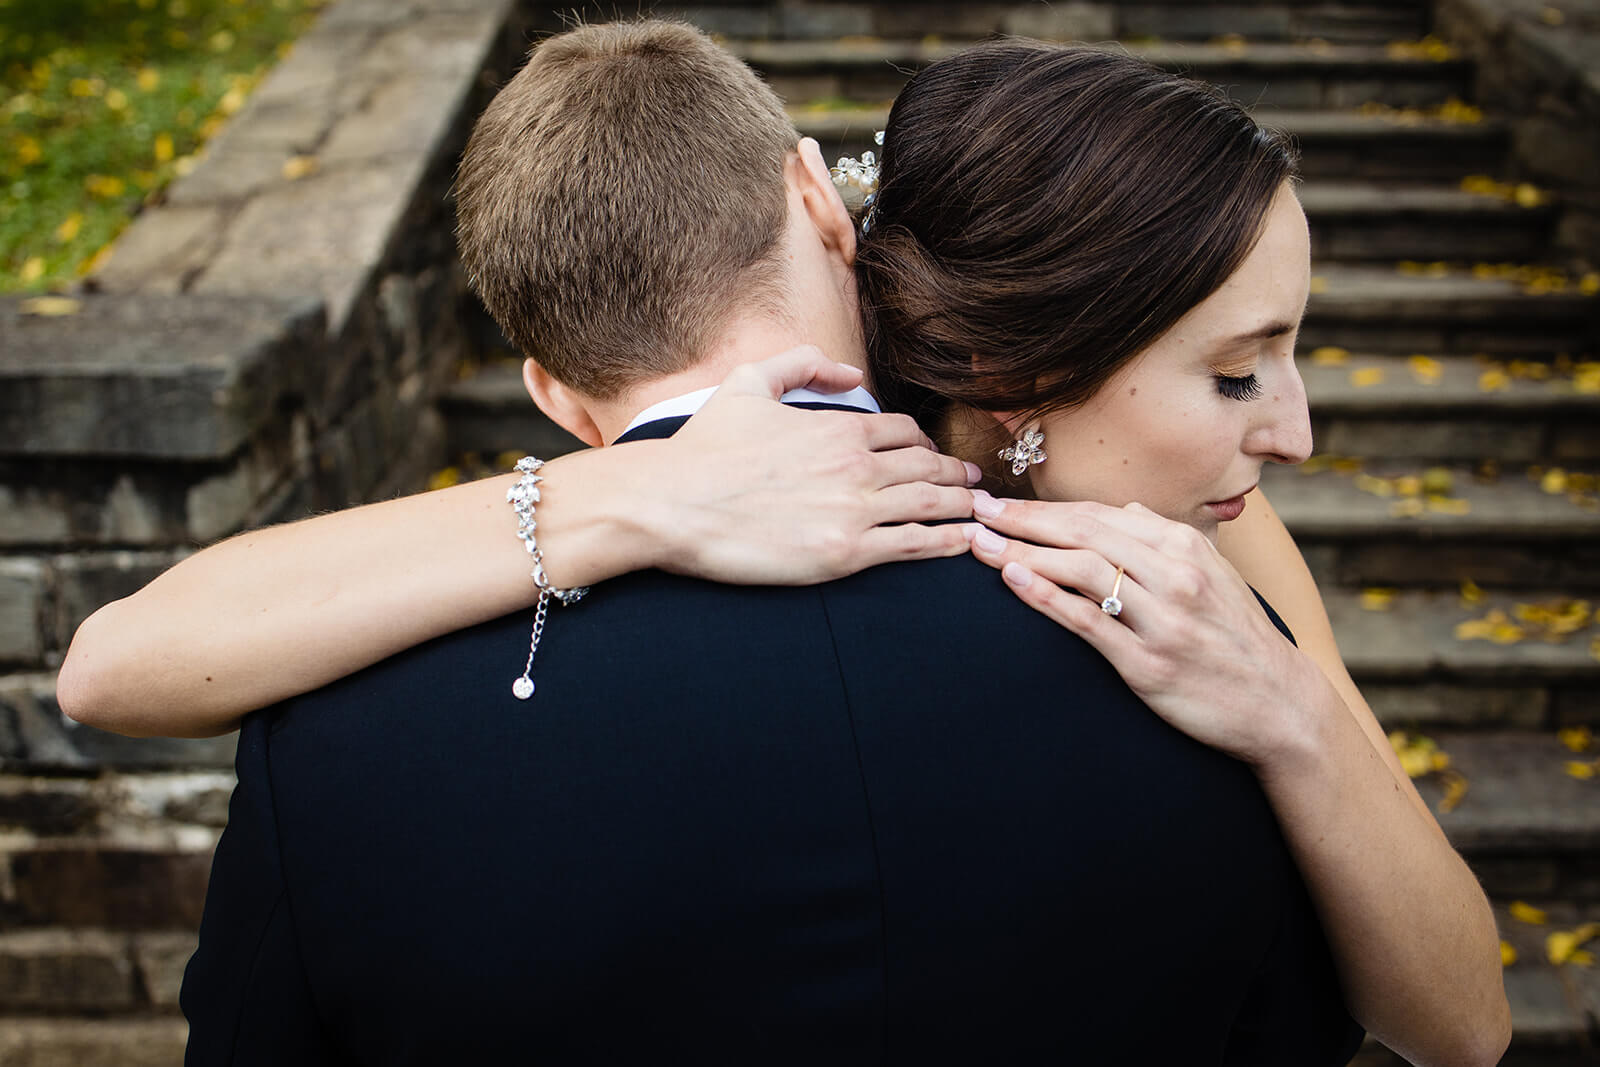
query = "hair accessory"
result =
(507, 456, 589, 700)
(1101, 566, 1126, 617)
(998, 428, 1047, 477)
(832, 130, 885, 232)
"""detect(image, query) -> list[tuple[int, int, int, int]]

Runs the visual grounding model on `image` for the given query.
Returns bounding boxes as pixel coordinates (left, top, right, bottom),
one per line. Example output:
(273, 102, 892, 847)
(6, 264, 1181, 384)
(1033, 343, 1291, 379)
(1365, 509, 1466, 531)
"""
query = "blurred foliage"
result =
(0, 0, 325, 293)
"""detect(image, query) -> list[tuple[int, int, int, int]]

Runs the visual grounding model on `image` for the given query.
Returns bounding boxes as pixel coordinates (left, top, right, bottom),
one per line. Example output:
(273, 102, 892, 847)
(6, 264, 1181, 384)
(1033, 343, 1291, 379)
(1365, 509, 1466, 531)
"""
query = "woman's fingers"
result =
(968, 529, 1123, 606)
(998, 561, 1145, 664)
(975, 493, 1213, 561)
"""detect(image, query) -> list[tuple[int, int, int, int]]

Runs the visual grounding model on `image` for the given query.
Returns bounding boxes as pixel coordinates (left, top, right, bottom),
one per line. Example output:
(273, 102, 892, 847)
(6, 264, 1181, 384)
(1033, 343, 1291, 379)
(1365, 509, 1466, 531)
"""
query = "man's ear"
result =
(521, 359, 604, 448)
(796, 137, 857, 267)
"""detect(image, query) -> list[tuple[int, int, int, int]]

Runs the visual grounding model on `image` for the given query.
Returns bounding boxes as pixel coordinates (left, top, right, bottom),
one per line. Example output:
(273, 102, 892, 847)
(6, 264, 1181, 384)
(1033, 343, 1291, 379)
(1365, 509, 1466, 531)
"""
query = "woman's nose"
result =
(1251, 366, 1313, 465)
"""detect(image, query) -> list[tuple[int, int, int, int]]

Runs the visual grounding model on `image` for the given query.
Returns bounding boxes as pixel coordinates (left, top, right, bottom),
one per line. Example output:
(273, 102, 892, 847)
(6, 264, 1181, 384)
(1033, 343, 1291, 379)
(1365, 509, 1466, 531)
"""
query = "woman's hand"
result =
(617, 346, 981, 585)
(965, 494, 1319, 767)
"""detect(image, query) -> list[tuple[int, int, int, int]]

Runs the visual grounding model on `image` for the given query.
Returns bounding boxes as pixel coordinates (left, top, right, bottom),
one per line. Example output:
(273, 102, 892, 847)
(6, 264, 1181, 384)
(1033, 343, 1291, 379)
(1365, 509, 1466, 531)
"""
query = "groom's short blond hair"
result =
(456, 19, 799, 400)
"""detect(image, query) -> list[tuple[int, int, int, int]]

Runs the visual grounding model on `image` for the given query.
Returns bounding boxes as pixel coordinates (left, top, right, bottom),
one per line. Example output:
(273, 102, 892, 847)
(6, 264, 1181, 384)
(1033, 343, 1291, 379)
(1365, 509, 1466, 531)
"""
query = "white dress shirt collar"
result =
(620, 383, 881, 437)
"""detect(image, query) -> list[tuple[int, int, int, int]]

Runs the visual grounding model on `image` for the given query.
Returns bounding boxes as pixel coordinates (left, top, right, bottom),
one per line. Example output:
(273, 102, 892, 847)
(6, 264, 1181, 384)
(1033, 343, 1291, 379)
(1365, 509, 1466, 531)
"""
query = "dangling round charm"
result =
(512, 676, 535, 700)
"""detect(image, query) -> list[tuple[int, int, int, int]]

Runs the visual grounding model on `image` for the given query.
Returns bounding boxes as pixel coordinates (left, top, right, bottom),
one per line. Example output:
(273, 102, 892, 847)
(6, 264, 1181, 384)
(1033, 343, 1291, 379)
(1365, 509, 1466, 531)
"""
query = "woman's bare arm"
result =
(969, 489, 1510, 1067)
(58, 351, 978, 737)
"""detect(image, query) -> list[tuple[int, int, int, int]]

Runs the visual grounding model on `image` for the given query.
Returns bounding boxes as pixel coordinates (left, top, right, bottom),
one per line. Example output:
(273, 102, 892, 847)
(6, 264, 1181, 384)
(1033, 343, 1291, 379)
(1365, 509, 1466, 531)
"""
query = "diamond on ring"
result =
(1100, 595, 1123, 616)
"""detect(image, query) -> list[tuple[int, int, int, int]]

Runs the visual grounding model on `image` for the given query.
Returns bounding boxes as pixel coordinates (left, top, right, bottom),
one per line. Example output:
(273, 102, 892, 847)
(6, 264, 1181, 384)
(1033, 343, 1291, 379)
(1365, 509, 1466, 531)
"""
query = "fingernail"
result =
(974, 529, 1006, 553)
(1002, 561, 1032, 588)
(960, 522, 982, 542)
(963, 461, 982, 485)
(971, 489, 1004, 519)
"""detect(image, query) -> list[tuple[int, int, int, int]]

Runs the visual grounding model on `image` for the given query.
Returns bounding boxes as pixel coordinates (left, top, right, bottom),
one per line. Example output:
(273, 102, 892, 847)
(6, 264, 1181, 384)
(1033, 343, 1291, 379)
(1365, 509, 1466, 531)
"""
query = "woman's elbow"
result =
(56, 602, 146, 736)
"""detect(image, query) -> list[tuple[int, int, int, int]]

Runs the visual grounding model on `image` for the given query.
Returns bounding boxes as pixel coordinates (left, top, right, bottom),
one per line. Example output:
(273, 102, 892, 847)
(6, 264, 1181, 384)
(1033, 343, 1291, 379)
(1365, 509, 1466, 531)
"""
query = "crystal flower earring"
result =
(999, 428, 1046, 477)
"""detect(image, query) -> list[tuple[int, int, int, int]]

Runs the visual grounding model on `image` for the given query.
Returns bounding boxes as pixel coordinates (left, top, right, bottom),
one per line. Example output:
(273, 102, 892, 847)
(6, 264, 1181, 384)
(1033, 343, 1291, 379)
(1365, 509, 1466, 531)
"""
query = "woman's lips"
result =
(1206, 494, 1248, 521)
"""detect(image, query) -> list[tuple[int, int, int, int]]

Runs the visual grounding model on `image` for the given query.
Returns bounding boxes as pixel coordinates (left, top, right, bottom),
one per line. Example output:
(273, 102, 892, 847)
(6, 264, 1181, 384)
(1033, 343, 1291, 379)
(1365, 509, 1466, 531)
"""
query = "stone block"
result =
(0, 559, 47, 666)
(777, 4, 874, 39)
(50, 552, 181, 656)
(92, 206, 224, 295)
(0, 930, 135, 1012)
(1116, 6, 1291, 41)
(194, 162, 414, 337)
(0, 483, 70, 544)
(1315, 418, 1546, 463)
(1553, 686, 1600, 726)
(132, 932, 197, 1010)
(0, 293, 325, 461)
(1514, 112, 1600, 189)
(319, 72, 473, 166)
(0, 776, 100, 835)
(8, 844, 214, 929)
(162, 147, 296, 209)
(1363, 684, 1550, 729)
(1002, 3, 1115, 40)
(0, 1018, 189, 1067)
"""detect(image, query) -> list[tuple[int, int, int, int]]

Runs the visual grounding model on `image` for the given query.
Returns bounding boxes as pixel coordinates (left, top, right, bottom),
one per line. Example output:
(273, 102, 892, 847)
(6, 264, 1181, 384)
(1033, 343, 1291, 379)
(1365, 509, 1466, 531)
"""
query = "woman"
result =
(60, 39, 1508, 1064)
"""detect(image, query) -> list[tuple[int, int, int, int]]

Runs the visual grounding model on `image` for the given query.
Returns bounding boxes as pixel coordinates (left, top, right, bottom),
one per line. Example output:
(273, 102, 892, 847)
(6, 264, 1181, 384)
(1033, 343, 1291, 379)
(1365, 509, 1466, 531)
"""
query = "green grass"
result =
(0, 0, 325, 293)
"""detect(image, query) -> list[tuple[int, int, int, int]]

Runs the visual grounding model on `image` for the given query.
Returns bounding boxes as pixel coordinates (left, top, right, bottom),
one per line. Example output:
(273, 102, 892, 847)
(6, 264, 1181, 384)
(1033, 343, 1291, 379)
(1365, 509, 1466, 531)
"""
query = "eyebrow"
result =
(1215, 320, 1296, 347)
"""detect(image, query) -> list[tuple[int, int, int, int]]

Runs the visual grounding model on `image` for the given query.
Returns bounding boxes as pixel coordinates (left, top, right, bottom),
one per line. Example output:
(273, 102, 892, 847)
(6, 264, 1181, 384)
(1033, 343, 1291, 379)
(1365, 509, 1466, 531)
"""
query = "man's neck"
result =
(590, 318, 870, 445)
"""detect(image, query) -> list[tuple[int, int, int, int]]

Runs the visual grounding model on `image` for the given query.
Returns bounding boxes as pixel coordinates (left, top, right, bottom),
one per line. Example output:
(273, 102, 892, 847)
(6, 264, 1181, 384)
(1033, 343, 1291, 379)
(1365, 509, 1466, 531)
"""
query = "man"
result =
(181, 20, 1349, 1063)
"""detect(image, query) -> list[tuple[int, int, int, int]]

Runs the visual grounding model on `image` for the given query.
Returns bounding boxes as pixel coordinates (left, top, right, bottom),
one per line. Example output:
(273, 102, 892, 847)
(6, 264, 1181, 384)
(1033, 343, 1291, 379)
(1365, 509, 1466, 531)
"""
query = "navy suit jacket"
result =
(182, 412, 1361, 1065)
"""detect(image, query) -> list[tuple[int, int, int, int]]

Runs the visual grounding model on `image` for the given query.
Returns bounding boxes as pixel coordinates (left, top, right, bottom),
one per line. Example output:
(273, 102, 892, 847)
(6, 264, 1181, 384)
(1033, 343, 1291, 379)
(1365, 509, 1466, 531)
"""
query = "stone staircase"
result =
(445, 2, 1600, 1061)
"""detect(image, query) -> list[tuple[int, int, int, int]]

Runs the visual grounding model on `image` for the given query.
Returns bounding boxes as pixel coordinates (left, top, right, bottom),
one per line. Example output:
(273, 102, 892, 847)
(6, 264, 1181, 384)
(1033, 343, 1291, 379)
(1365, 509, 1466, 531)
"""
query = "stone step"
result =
(1265, 462, 1600, 589)
(741, 39, 1472, 112)
(1421, 732, 1600, 903)
(0, 928, 193, 1014)
(1301, 353, 1599, 463)
(624, 2, 1430, 44)
(793, 107, 1512, 182)
(1301, 181, 1558, 262)
(0, 835, 218, 930)
(1322, 587, 1598, 729)
(0, 1018, 188, 1066)
(1300, 265, 1598, 356)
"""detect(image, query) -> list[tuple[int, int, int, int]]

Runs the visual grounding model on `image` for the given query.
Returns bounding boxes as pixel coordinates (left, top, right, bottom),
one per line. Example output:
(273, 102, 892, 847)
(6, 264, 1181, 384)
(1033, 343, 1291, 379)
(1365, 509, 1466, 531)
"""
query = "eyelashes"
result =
(1215, 373, 1263, 402)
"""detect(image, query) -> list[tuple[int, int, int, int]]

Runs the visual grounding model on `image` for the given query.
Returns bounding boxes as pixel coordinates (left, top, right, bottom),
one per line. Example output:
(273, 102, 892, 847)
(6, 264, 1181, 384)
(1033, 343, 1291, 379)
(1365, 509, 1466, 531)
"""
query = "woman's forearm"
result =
(57, 445, 664, 738)
(1254, 669, 1509, 1067)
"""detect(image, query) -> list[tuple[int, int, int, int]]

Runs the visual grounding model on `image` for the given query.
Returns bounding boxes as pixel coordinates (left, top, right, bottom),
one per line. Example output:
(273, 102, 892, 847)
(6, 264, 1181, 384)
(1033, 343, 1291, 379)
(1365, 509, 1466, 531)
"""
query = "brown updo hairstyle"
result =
(855, 42, 1299, 449)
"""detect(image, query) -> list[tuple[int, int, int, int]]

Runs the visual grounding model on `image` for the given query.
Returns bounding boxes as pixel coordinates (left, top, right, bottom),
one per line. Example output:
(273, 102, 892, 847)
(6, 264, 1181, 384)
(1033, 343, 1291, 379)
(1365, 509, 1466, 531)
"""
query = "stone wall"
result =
(1435, 0, 1600, 262)
(0, 0, 529, 1053)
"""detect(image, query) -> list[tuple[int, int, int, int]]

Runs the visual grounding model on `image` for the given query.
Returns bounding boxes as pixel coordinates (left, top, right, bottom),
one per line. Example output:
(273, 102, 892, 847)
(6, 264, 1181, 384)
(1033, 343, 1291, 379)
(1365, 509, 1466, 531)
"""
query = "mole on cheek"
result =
(1097, 438, 1104, 445)
(1129, 387, 1137, 396)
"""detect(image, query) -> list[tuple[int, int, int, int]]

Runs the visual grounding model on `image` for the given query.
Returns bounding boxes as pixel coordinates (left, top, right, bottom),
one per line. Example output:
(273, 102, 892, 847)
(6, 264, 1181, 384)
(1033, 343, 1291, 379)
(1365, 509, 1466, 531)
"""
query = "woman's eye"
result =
(1215, 373, 1262, 401)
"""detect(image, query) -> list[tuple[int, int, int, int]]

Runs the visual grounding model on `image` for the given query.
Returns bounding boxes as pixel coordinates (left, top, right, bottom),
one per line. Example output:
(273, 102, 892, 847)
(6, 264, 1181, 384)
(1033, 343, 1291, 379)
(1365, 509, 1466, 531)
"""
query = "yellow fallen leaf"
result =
(1460, 578, 1484, 604)
(216, 87, 248, 117)
(154, 132, 174, 164)
(1581, 273, 1599, 296)
(137, 67, 160, 92)
(427, 466, 462, 491)
(1422, 467, 1455, 494)
(1350, 367, 1385, 387)
(1440, 770, 1468, 812)
(1361, 587, 1397, 611)
(1565, 761, 1596, 780)
(1510, 900, 1549, 925)
(1356, 473, 1394, 497)
(104, 87, 129, 112)
(1478, 369, 1510, 392)
(1501, 940, 1518, 966)
(1541, 5, 1566, 25)
(1426, 495, 1471, 515)
(1310, 346, 1349, 365)
(20, 296, 82, 317)
(1309, 275, 1327, 294)
(1389, 497, 1426, 518)
(1559, 726, 1593, 753)
(1514, 182, 1546, 208)
(1541, 469, 1569, 494)
(281, 155, 319, 181)
(18, 256, 44, 283)
(1547, 923, 1600, 964)
(1331, 457, 1364, 475)
(1393, 475, 1422, 498)
(84, 174, 125, 199)
(1407, 354, 1443, 383)
(209, 29, 236, 52)
(54, 213, 82, 243)
(1298, 454, 1334, 474)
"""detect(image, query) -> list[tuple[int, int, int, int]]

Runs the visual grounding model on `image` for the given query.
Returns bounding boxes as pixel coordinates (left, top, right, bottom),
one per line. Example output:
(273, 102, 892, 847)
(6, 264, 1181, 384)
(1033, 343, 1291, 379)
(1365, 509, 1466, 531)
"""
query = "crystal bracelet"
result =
(507, 456, 589, 700)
